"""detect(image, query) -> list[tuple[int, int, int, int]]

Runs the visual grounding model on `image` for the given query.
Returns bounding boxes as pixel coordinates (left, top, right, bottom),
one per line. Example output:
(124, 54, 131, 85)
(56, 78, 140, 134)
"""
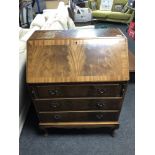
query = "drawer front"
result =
(34, 98, 122, 112)
(38, 111, 119, 122)
(35, 84, 122, 98)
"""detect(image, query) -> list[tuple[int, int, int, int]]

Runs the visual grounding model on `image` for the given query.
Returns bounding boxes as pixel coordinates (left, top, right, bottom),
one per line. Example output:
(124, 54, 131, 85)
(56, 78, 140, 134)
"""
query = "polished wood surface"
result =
(39, 122, 119, 128)
(128, 50, 135, 82)
(35, 83, 122, 98)
(28, 28, 124, 40)
(38, 111, 119, 122)
(34, 98, 122, 111)
(128, 50, 135, 73)
(27, 29, 129, 83)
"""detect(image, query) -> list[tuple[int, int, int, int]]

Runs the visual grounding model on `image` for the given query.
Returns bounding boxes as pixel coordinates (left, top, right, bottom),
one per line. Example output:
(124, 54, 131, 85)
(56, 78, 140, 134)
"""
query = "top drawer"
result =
(32, 84, 123, 99)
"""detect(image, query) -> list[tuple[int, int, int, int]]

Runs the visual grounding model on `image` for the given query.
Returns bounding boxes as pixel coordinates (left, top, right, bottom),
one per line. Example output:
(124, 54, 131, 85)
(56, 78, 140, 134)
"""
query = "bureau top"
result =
(27, 28, 129, 83)
(28, 28, 124, 40)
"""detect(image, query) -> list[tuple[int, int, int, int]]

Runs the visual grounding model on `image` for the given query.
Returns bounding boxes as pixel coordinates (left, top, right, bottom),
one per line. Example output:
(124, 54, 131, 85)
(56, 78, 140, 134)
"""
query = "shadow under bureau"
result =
(26, 28, 129, 136)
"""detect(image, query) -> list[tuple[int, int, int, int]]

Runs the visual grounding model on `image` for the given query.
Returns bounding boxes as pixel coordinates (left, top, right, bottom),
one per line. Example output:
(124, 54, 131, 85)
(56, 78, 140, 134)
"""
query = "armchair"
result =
(87, 0, 135, 24)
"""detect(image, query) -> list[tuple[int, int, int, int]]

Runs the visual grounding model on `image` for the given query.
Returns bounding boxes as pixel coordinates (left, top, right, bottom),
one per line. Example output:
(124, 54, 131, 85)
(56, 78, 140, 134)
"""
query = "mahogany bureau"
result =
(26, 28, 129, 136)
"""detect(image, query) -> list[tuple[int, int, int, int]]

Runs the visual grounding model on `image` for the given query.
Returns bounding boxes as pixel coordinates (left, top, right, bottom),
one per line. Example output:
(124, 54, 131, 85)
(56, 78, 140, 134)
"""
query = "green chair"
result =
(87, 0, 135, 24)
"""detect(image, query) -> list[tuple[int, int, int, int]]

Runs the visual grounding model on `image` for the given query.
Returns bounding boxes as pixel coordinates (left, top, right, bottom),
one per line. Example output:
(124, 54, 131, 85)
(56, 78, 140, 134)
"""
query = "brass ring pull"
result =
(54, 115, 61, 120)
(48, 90, 59, 96)
(97, 88, 106, 95)
(96, 114, 104, 120)
(97, 102, 105, 108)
(50, 102, 59, 108)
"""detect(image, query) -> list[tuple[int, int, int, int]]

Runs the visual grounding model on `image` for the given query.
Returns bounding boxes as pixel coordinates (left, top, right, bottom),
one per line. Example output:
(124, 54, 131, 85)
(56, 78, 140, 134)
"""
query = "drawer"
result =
(34, 98, 122, 112)
(34, 84, 122, 98)
(38, 111, 119, 122)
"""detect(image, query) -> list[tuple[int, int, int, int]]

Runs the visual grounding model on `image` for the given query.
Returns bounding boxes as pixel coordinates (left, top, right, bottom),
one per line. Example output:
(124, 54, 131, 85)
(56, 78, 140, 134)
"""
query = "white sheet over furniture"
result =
(19, 2, 94, 136)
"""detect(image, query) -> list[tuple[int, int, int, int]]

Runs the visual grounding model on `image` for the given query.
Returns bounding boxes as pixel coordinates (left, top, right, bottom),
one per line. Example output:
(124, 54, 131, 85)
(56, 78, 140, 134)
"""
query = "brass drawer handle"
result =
(96, 114, 104, 120)
(50, 102, 59, 108)
(97, 102, 105, 108)
(48, 90, 59, 96)
(54, 115, 61, 120)
(97, 88, 106, 95)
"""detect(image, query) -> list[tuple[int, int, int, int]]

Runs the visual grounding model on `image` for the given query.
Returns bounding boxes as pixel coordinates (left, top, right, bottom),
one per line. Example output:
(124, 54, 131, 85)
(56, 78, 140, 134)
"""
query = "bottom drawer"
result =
(38, 111, 119, 122)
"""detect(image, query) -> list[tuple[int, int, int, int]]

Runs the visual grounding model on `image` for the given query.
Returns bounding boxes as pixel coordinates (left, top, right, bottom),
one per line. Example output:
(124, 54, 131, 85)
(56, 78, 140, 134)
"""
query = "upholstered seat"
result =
(88, 0, 134, 24)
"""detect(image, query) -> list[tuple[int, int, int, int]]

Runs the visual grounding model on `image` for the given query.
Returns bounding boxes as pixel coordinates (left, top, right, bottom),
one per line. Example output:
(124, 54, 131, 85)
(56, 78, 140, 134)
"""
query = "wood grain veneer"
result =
(39, 122, 119, 128)
(27, 29, 129, 83)
(34, 98, 122, 111)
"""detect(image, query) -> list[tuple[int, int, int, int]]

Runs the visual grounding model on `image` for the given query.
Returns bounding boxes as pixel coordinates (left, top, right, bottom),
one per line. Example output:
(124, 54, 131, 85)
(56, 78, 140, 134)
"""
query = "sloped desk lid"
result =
(27, 29, 129, 83)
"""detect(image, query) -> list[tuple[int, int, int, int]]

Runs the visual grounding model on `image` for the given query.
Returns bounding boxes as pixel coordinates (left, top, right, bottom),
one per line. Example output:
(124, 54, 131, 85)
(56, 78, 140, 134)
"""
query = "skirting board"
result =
(19, 103, 30, 137)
